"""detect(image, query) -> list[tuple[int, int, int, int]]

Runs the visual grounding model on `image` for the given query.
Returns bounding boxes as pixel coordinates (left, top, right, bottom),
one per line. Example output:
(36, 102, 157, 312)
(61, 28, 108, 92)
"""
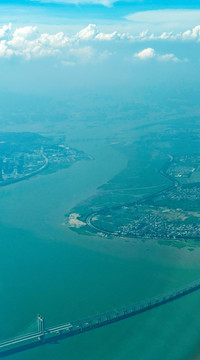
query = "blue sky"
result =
(0, 0, 200, 98)
(1, 0, 200, 22)
(2, 0, 200, 8)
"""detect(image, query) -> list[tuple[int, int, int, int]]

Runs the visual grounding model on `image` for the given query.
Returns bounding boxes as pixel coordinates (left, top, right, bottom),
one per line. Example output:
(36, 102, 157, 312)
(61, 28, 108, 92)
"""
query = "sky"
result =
(0, 0, 200, 103)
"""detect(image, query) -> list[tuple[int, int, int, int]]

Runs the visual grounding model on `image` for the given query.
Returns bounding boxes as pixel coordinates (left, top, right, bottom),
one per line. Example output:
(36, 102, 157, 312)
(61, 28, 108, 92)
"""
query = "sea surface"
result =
(1, 134, 200, 360)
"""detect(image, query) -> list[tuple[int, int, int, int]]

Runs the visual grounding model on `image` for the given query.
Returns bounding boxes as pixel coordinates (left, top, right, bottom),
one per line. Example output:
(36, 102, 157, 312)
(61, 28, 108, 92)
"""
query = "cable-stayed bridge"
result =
(1, 279, 200, 358)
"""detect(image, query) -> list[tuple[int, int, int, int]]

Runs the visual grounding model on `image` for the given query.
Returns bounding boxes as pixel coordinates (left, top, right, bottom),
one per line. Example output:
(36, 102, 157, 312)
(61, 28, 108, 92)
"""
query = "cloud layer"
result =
(0, 22, 198, 63)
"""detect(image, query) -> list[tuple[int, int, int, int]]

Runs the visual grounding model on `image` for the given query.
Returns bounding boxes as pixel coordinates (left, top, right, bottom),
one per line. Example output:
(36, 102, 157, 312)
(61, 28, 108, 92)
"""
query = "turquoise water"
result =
(1, 138, 200, 360)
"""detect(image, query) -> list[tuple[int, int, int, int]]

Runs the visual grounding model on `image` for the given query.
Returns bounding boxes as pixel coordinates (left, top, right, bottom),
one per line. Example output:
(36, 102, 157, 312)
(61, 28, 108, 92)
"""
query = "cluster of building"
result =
(103, 156, 200, 240)
(161, 185, 200, 202)
(44, 145, 79, 164)
(115, 212, 200, 240)
(166, 155, 200, 179)
(114, 155, 200, 240)
(0, 151, 45, 181)
(0, 141, 87, 185)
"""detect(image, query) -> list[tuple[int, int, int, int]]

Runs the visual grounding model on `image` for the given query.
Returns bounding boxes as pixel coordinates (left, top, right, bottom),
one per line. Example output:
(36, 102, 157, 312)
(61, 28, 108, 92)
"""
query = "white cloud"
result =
(13, 26, 38, 39)
(76, 24, 98, 41)
(0, 40, 13, 58)
(0, 23, 12, 39)
(134, 48, 181, 62)
(182, 25, 200, 41)
(75, 24, 129, 41)
(4, 25, 70, 59)
(38, 32, 69, 47)
(134, 47, 155, 60)
(129, 25, 200, 42)
(125, 9, 200, 27)
(158, 53, 180, 62)
(96, 31, 121, 41)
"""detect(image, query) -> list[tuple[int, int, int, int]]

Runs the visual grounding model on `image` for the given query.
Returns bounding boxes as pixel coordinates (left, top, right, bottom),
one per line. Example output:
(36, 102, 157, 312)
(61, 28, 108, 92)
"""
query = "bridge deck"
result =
(1, 279, 200, 358)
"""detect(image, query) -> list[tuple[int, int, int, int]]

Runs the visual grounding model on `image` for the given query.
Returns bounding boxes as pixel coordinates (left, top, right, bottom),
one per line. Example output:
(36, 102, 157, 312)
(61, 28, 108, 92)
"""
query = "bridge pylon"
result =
(37, 314, 45, 335)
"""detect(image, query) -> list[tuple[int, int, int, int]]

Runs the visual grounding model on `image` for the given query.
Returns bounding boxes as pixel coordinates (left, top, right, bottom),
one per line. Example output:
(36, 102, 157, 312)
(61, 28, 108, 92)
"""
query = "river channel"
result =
(1, 132, 200, 360)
